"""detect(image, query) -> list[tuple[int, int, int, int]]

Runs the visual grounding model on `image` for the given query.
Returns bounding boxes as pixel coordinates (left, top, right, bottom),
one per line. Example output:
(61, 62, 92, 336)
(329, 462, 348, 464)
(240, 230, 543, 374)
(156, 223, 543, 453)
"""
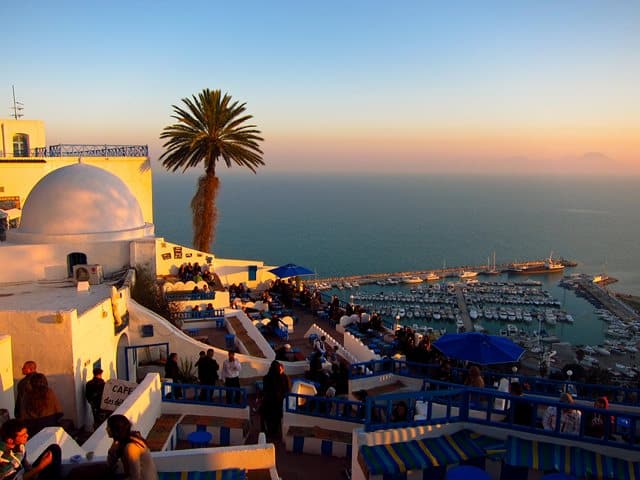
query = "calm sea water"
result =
(153, 173, 640, 345)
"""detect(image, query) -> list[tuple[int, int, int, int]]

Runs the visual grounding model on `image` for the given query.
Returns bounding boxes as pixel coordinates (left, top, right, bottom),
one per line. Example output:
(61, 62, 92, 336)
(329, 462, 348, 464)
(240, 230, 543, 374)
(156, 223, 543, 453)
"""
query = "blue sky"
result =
(3, 1, 639, 174)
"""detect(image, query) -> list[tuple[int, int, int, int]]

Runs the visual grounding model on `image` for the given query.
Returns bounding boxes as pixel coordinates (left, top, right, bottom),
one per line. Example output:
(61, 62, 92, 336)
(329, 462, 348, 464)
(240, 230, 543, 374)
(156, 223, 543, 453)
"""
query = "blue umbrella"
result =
(433, 332, 525, 365)
(268, 263, 315, 278)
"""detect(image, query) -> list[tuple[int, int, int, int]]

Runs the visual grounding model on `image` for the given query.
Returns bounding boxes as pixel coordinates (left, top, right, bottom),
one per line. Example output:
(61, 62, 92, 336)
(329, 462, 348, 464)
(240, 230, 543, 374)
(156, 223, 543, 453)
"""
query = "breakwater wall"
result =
(305, 258, 576, 286)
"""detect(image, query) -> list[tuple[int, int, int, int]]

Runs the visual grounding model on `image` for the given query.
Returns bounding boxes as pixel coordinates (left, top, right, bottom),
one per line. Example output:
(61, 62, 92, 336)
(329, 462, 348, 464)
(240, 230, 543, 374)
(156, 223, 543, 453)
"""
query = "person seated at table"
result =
(506, 382, 534, 426)
(192, 285, 200, 294)
(0, 418, 62, 480)
(205, 303, 214, 312)
(275, 344, 292, 361)
(391, 401, 409, 423)
(543, 392, 581, 434)
(313, 335, 327, 357)
(585, 396, 614, 439)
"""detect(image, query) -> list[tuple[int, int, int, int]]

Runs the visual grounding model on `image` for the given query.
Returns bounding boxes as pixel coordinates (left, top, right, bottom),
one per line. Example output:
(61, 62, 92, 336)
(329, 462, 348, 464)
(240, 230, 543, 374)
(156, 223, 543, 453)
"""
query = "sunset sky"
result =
(3, 1, 639, 175)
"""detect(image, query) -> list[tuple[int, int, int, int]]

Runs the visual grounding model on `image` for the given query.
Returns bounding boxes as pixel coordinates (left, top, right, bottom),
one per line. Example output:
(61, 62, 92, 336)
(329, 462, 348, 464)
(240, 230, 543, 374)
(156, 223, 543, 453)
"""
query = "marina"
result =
(312, 265, 640, 381)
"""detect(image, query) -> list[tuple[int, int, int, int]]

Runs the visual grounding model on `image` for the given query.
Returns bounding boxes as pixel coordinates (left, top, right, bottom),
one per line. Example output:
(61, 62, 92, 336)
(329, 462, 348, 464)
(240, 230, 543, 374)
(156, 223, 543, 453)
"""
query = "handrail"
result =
(171, 309, 225, 321)
(285, 393, 366, 423)
(362, 386, 640, 451)
(161, 381, 247, 408)
(32, 144, 148, 157)
(350, 359, 640, 406)
(165, 291, 216, 301)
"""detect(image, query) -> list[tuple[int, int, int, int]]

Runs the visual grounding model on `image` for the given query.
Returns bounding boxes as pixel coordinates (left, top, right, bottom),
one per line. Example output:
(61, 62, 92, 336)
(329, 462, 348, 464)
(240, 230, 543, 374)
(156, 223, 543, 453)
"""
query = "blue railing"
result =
(161, 381, 247, 408)
(350, 359, 440, 379)
(362, 387, 640, 451)
(171, 309, 225, 321)
(32, 144, 148, 157)
(165, 291, 216, 301)
(285, 393, 366, 423)
(350, 359, 640, 406)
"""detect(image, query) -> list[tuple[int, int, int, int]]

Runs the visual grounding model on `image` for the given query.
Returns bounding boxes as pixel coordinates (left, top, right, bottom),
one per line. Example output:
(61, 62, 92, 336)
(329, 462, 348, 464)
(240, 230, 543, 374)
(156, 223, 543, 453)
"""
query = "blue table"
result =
(187, 430, 212, 448)
(446, 465, 490, 480)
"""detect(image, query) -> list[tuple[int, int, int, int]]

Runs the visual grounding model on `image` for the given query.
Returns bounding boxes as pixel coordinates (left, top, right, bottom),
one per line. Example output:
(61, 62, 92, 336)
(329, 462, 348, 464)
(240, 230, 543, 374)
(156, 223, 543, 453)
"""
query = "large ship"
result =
(508, 255, 565, 275)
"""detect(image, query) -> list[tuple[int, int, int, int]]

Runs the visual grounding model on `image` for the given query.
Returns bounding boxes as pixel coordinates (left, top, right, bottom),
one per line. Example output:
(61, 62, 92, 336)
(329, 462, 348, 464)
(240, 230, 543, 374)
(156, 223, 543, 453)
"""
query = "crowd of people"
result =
(0, 360, 158, 480)
(177, 262, 214, 285)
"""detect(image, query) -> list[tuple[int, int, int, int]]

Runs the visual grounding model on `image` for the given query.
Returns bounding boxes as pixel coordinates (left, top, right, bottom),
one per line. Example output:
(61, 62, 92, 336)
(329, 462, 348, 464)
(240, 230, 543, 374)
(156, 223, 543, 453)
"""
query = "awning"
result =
(504, 435, 639, 480)
(358, 430, 485, 476)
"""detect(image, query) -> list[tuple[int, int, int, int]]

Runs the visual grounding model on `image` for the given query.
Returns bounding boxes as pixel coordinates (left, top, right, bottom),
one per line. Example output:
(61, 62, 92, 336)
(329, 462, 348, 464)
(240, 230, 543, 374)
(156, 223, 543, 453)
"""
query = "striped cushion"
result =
(158, 469, 247, 480)
(358, 430, 485, 476)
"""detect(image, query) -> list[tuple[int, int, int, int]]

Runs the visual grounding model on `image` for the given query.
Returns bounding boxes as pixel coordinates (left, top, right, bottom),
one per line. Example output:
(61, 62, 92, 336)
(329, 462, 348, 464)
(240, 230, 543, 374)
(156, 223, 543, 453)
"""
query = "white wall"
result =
(0, 335, 15, 413)
(127, 300, 271, 379)
(83, 373, 162, 456)
(70, 297, 128, 428)
(155, 239, 215, 277)
(0, 289, 128, 428)
(0, 240, 135, 283)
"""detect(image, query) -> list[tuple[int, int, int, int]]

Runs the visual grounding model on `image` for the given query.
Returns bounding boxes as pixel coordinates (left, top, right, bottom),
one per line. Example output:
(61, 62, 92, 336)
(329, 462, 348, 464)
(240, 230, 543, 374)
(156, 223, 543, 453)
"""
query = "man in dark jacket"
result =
(85, 368, 105, 428)
(196, 349, 219, 401)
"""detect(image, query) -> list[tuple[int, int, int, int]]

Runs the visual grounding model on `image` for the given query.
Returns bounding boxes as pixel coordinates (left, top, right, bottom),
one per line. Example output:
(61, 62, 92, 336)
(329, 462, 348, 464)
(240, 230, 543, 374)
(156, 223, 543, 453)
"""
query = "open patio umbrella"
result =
(268, 263, 315, 278)
(433, 332, 525, 365)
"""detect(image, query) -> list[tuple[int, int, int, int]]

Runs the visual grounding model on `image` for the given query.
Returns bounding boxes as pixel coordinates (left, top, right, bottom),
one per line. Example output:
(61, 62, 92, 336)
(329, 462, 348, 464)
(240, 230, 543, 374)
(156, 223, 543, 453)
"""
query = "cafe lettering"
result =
(100, 379, 138, 411)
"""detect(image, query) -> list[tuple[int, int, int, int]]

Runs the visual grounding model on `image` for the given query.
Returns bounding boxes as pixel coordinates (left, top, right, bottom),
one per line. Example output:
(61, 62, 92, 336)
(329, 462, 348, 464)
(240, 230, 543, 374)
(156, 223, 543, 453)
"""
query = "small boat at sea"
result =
(459, 271, 478, 279)
(424, 272, 440, 281)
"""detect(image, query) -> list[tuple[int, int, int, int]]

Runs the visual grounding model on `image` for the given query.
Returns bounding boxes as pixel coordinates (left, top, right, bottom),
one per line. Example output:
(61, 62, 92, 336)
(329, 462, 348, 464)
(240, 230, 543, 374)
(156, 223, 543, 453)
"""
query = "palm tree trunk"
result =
(191, 174, 219, 252)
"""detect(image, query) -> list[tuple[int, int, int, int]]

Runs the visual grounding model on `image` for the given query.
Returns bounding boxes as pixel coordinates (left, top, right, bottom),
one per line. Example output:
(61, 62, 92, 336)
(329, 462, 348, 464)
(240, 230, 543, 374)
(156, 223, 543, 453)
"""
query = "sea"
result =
(153, 173, 640, 347)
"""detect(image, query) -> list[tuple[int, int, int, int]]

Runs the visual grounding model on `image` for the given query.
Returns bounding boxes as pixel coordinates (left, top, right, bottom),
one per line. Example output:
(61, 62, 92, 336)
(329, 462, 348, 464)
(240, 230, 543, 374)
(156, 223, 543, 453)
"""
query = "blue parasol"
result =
(433, 332, 525, 365)
(268, 263, 315, 278)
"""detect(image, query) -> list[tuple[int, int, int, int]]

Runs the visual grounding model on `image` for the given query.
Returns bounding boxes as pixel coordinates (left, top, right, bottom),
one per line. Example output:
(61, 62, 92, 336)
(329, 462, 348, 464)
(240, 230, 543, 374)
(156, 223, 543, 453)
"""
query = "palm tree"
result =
(160, 89, 264, 252)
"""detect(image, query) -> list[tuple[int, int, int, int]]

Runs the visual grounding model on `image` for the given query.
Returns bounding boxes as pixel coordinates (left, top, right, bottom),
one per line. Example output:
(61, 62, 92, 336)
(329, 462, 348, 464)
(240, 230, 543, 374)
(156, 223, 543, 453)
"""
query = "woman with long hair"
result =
(19, 373, 63, 435)
(106, 415, 158, 480)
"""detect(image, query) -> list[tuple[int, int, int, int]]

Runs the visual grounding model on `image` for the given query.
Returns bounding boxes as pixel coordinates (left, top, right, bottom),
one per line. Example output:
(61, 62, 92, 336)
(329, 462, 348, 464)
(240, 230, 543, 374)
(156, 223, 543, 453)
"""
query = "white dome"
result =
(18, 163, 145, 236)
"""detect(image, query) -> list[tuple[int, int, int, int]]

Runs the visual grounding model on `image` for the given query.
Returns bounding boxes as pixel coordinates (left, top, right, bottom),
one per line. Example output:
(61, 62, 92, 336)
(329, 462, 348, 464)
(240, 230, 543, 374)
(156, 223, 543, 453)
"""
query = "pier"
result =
(577, 278, 639, 322)
(453, 286, 473, 332)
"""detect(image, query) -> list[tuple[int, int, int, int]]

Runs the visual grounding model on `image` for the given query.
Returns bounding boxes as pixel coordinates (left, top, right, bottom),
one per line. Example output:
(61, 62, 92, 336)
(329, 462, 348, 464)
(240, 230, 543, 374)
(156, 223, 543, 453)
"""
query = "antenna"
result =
(11, 85, 24, 120)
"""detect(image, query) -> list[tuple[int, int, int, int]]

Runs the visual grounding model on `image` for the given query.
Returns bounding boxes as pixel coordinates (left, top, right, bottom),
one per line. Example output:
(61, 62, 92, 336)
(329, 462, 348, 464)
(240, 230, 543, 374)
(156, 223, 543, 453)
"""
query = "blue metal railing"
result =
(161, 381, 247, 408)
(362, 387, 640, 450)
(171, 309, 225, 321)
(32, 144, 148, 157)
(349, 359, 640, 406)
(165, 291, 216, 301)
(350, 359, 440, 379)
(284, 393, 367, 423)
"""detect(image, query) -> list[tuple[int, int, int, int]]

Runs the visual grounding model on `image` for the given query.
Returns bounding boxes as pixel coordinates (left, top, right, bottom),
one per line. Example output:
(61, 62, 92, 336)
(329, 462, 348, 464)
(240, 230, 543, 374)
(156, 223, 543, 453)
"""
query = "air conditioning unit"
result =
(72, 264, 104, 285)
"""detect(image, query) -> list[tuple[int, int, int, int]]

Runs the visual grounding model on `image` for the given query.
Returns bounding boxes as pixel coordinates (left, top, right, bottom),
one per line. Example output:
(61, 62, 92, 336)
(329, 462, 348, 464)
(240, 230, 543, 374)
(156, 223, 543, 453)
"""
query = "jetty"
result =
(453, 285, 473, 332)
(306, 257, 577, 286)
(577, 278, 639, 322)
